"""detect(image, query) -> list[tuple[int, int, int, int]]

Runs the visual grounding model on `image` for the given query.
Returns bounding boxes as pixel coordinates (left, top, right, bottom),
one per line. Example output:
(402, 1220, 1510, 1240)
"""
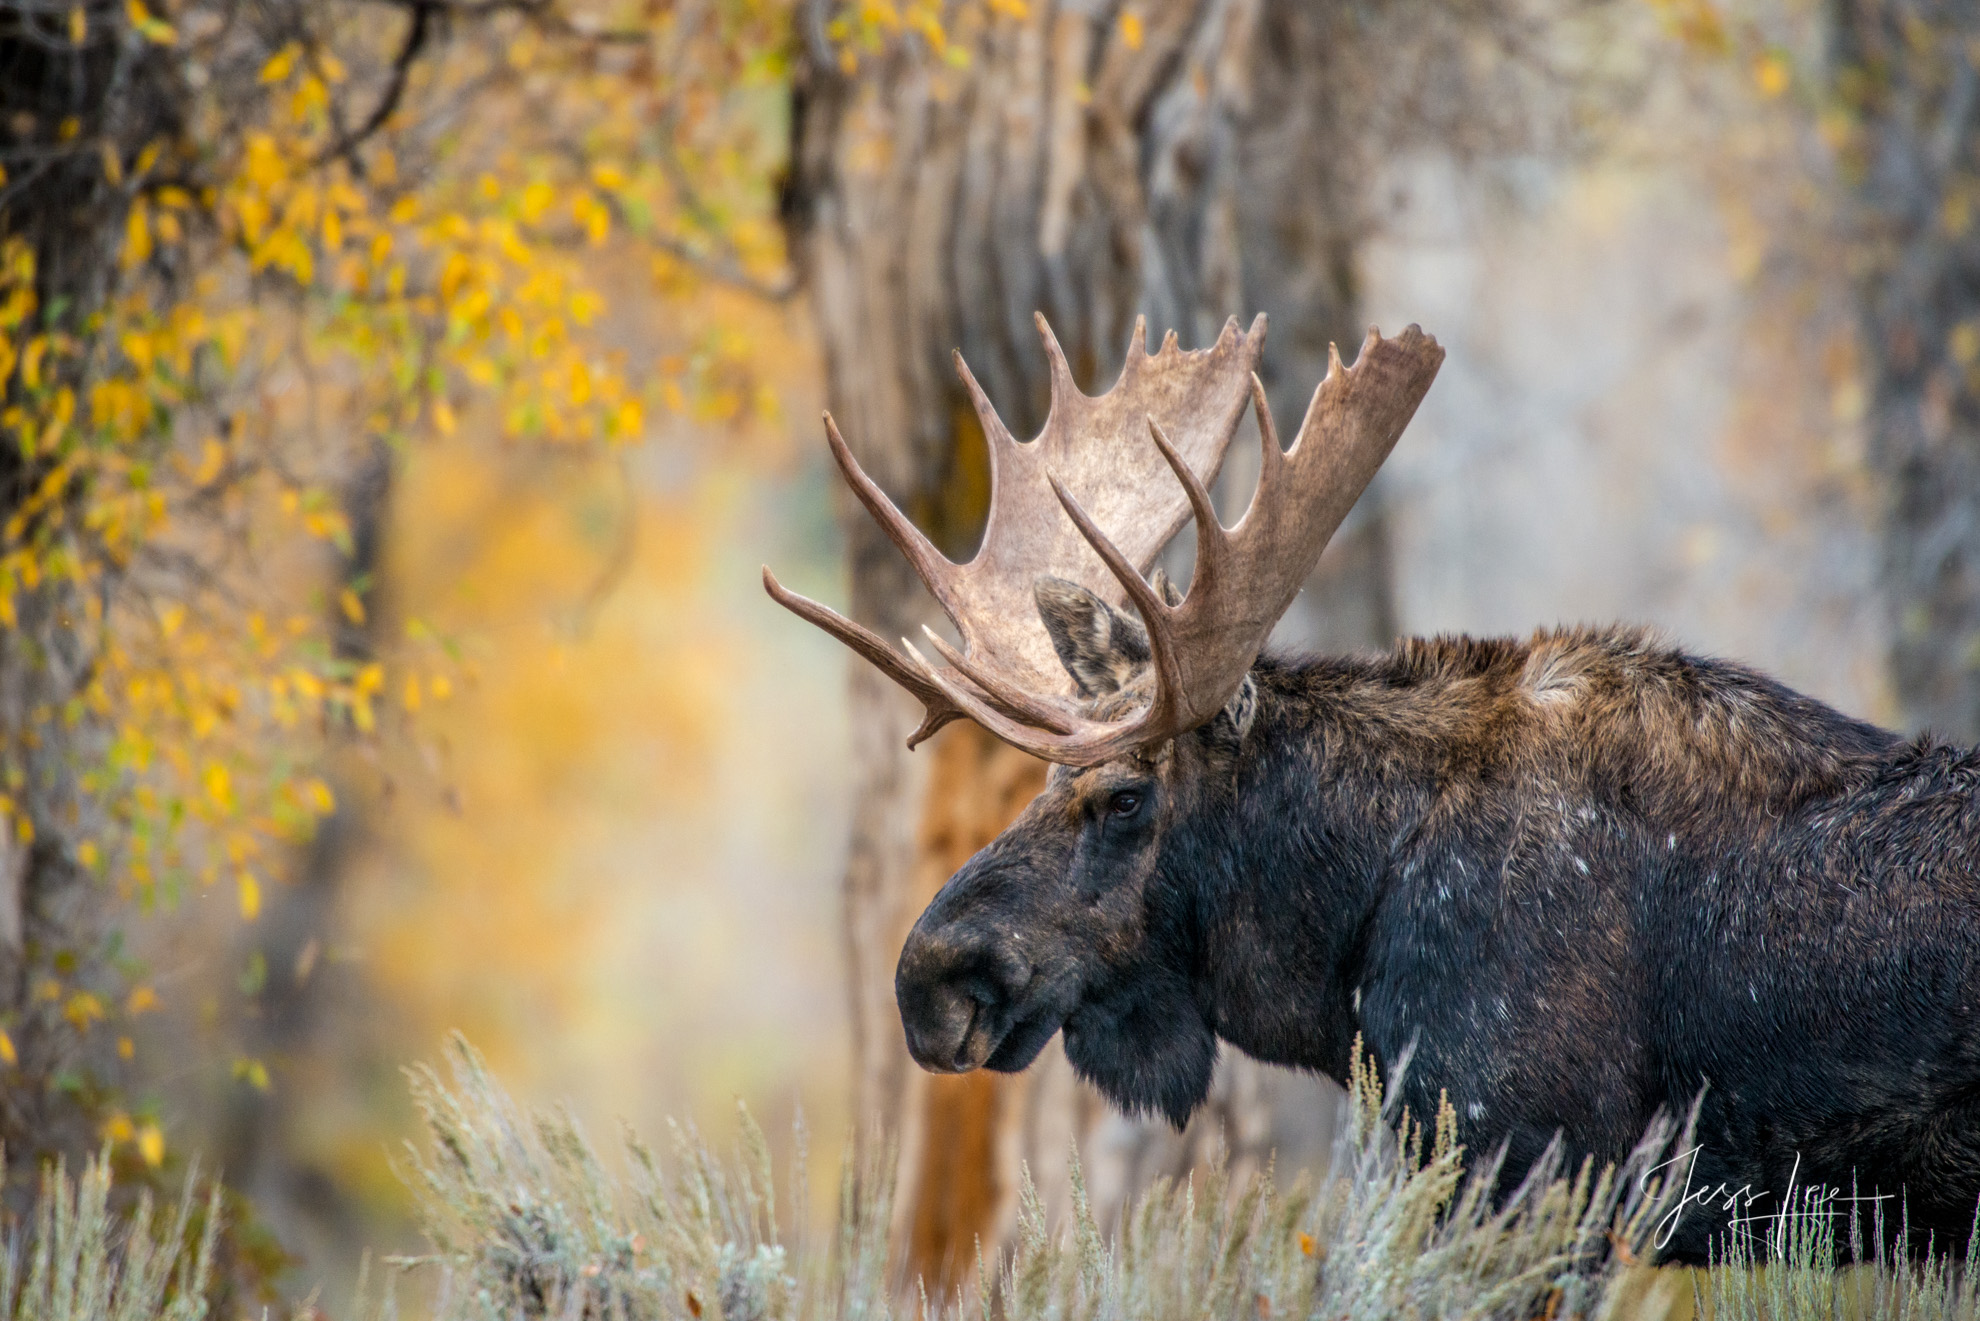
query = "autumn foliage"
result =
(0, 0, 794, 1194)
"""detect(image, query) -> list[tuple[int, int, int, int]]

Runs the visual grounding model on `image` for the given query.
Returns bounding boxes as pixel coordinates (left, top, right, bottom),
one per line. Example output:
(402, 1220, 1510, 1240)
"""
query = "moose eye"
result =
(1107, 791, 1142, 819)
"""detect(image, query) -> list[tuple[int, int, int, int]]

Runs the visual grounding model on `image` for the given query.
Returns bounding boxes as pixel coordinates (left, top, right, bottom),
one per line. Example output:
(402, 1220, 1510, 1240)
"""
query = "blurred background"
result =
(0, 0, 1971, 1308)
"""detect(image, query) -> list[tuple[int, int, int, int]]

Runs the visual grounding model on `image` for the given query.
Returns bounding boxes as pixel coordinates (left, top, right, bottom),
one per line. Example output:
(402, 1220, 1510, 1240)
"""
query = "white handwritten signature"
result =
(1642, 1146, 1894, 1253)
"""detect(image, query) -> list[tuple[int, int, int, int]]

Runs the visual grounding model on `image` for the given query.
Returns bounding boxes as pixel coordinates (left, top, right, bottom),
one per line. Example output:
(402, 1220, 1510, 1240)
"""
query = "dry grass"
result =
(8, 1038, 1979, 1321)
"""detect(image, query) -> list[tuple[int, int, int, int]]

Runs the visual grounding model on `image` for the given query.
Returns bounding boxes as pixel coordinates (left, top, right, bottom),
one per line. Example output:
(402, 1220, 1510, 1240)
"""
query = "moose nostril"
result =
(951, 1000, 982, 1070)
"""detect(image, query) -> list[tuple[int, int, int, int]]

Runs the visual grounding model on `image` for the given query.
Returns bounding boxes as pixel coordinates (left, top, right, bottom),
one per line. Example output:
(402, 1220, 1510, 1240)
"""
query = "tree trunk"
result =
(0, 1, 184, 1190)
(213, 439, 391, 1267)
(784, 0, 1397, 1290)
(1831, 0, 1980, 740)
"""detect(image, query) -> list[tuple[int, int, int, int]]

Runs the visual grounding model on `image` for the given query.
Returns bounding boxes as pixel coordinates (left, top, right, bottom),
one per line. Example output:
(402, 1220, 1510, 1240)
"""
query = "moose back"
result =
(765, 314, 1980, 1262)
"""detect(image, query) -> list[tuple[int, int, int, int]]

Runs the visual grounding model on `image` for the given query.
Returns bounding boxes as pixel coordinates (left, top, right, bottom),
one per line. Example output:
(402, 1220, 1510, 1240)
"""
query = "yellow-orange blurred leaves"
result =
(237, 869, 261, 921)
(64, 991, 106, 1032)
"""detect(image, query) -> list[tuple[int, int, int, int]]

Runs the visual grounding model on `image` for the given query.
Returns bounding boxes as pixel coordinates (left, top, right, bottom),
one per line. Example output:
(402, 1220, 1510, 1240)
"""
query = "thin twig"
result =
(316, 0, 436, 168)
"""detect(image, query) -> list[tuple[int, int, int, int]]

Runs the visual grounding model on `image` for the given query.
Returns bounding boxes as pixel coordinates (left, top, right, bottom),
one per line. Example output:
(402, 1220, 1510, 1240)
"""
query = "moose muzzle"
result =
(896, 893, 1075, 1076)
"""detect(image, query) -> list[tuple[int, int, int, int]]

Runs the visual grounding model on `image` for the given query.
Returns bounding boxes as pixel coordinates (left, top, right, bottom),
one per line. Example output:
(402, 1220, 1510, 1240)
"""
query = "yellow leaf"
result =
(339, 587, 366, 626)
(118, 1035, 133, 1059)
(69, 7, 85, 43)
(433, 399, 457, 436)
(430, 674, 453, 701)
(126, 985, 160, 1014)
(1752, 51, 1790, 98)
(125, 0, 175, 44)
(612, 398, 644, 438)
(104, 1112, 136, 1143)
(203, 760, 234, 813)
(1119, 10, 1144, 49)
(64, 991, 105, 1030)
(402, 674, 422, 713)
(260, 43, 300, 84)
(194, 437, 225, 485)
(233, 1057, 271, 1091)
(137, 1123, 163, 1167)
(571, 191, 610, 245)
(237, 869, 260, 921)
(304, 778, 335, 813)
(0, 1030, 14, 1066)
(123, 199, 152, 268)
(76, 840, 98, 868)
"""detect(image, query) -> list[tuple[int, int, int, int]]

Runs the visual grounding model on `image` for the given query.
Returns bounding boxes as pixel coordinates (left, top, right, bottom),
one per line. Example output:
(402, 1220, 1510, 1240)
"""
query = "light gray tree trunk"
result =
(1831, 0, 1980, 740)
(784, 0, 1421, 1287)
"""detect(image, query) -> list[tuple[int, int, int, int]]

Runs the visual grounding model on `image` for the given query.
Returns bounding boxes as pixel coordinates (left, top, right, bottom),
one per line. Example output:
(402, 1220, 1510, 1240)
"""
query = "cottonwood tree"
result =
(1828, 0, 1980, 740)
(781, 0, 1599, 1289)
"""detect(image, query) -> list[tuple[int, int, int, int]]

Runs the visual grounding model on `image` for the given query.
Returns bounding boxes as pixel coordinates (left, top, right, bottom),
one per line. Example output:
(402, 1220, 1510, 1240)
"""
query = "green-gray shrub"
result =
(0, 1152, 220, 1321)
(9, 1036, 1980, 1321)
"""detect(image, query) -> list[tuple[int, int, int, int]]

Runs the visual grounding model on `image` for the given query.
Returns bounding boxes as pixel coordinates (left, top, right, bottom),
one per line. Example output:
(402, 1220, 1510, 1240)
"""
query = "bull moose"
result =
(763, 314, 1980, 1261)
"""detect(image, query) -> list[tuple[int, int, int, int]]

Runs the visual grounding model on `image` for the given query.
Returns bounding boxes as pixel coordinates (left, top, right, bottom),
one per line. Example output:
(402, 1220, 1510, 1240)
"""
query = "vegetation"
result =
(0, 0, 793, 1212)
(8, 1039, 1980, 1321)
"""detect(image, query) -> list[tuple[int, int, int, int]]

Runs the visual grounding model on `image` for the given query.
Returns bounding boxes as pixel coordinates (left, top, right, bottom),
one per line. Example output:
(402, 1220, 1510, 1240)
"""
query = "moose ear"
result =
(1034, 576, 1151, 696)
(1209, 674, 1258, 749)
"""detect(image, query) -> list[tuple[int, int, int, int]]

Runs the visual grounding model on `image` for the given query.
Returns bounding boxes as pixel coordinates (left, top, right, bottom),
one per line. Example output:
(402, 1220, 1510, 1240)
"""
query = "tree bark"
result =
(784, 0, 1401, 1290)
(213, 438, 390, 1266)
(0, 1, 185, 1187)
(1831, 0, 1980, 740)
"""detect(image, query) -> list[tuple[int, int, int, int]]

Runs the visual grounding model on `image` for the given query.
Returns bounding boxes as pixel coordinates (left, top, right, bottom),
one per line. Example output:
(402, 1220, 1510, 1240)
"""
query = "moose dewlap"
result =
(765, 313, 1980, 1264)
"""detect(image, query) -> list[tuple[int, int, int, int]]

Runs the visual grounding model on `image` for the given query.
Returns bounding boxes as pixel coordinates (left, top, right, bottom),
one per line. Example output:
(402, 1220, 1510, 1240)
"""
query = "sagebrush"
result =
(7, 1038, 1980, 1321)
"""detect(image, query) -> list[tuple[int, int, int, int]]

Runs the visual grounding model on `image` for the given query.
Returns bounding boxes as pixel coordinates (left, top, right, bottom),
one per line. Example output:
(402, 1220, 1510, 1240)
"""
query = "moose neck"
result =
(1179, 630, 1902, 1088)
(1183, 651, 1444, 1084)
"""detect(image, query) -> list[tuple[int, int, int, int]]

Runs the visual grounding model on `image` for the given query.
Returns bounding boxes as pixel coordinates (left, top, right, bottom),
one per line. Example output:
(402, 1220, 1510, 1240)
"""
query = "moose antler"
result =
(764, 315, 1443, 765)
(764, 313, 1267, 745)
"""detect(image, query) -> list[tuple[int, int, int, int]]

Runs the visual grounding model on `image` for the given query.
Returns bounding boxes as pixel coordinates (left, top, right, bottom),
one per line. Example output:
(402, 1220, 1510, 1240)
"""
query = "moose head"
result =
(764, 314, 1444, 1125)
